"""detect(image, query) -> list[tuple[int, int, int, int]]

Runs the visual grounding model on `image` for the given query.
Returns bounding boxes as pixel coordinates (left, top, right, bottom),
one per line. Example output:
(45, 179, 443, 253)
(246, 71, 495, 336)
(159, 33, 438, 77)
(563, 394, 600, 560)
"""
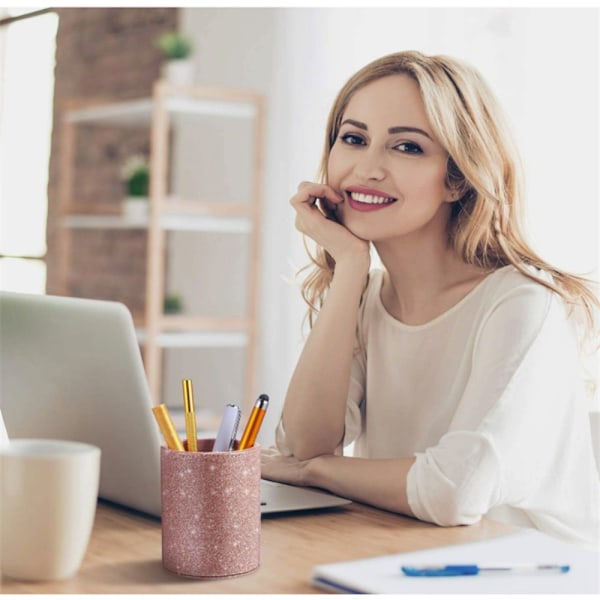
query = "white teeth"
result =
(350, 192, 395, 205)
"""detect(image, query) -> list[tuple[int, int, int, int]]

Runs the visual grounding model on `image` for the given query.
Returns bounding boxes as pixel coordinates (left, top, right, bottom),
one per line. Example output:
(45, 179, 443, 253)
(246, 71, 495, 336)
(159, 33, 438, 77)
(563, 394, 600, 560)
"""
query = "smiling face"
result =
(327, 74, 456, 245)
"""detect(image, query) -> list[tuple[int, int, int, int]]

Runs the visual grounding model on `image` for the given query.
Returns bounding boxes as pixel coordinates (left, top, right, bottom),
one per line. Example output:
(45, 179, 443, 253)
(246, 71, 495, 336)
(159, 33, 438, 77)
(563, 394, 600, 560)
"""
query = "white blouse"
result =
(277, 266, 600, 549)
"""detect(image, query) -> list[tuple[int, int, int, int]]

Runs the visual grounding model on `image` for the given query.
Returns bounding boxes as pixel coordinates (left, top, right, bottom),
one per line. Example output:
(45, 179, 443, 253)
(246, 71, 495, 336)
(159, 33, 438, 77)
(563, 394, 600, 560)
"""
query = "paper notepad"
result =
(312, 528, 599, 594)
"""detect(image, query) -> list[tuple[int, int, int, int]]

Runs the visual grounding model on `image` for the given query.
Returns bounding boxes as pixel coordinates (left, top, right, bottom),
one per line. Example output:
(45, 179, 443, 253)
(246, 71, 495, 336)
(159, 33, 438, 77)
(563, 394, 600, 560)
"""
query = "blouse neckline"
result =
(373, 265, 514, 331)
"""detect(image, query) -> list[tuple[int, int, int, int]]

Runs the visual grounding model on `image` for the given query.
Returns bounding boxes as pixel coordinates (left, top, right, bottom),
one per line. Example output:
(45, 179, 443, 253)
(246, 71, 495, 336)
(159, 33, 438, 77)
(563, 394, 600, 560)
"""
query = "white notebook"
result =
(312, 528, 599, 594)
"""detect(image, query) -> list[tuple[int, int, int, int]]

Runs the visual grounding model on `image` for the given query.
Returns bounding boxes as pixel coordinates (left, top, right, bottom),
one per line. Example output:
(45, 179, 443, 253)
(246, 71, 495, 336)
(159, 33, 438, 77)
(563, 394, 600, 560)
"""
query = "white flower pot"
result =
(123, 198, 148, 219)
(162, 59, 194, 86)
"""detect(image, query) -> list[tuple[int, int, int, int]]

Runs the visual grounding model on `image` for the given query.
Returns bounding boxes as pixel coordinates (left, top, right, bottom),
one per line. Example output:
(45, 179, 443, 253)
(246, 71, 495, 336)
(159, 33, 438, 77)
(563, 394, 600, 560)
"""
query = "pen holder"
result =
(160, 439, 261, 578)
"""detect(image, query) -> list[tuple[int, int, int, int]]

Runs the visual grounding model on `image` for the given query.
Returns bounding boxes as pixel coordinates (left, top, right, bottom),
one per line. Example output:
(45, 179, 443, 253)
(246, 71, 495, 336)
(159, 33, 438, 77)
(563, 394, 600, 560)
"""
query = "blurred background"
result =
(0, 6, 598, 444)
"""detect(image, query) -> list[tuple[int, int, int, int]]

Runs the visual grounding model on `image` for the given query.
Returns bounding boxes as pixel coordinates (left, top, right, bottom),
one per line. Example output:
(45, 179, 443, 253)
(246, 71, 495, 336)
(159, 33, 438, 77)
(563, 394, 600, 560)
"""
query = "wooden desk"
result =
(2, 500, 512, 593)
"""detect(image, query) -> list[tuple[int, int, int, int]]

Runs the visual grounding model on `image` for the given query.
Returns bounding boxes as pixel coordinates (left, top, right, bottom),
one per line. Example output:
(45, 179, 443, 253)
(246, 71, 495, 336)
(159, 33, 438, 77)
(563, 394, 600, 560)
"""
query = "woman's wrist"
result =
(304, 454, 332, 489)
(332, 250, 370, 291)
(334, 247, 370, 273)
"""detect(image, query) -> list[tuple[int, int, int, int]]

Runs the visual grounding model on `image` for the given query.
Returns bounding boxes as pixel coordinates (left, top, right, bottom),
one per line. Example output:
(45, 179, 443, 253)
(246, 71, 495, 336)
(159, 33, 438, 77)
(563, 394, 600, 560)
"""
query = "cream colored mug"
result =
(0, 438, 101, 581)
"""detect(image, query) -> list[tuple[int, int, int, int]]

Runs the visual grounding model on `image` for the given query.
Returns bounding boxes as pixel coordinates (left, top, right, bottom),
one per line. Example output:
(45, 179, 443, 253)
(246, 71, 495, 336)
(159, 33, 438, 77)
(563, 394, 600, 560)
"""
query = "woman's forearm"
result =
(282, 256, 369, 460)
(307, 454, 416, 516)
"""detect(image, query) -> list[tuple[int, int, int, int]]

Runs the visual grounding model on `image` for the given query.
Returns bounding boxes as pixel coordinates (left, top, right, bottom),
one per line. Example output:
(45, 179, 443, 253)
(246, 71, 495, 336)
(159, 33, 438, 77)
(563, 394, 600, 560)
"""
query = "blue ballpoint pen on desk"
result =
(401, 564, 570, 577)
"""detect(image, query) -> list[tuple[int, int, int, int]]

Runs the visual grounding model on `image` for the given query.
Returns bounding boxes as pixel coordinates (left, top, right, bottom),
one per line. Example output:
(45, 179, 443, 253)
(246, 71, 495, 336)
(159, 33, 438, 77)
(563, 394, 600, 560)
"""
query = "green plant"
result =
(157, 32, 193, 60)
(121, 155, 149, 197)
(163, 294, 183, 314)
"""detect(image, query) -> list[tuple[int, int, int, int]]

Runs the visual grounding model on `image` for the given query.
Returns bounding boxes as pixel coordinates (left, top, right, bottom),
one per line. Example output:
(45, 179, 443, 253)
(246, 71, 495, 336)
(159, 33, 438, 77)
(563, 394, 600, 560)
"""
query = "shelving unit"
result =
(57, 81, 265, 419)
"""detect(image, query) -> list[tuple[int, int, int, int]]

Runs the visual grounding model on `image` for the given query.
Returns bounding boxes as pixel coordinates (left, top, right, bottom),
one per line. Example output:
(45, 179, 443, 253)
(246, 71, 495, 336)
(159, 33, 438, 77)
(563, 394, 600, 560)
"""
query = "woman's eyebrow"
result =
(341, 118, 369, 131)
(341, 118, 433, 140)
(388, 125, 433, 140)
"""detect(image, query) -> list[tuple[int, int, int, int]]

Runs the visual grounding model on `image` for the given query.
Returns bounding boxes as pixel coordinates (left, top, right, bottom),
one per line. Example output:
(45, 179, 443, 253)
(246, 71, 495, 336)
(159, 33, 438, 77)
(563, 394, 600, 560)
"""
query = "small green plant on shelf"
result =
(157, 32, 193, 60)
(164, 294, 183, 315)
(121, 154, 149, 198)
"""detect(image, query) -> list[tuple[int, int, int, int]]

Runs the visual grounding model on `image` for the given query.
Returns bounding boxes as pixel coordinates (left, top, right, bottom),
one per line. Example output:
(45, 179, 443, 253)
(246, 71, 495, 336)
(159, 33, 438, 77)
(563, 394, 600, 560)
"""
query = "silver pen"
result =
(212, 404, 241, 452)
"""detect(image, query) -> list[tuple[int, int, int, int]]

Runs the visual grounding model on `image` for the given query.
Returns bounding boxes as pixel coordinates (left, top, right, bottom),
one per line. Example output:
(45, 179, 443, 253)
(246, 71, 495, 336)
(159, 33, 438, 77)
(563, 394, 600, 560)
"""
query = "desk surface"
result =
(2, 500, 512, 594)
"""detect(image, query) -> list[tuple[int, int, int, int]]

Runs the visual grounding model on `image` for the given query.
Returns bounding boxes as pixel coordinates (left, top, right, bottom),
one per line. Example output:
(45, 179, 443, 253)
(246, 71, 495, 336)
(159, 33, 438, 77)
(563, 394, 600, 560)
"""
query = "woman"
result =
(261, 51, 599, 548)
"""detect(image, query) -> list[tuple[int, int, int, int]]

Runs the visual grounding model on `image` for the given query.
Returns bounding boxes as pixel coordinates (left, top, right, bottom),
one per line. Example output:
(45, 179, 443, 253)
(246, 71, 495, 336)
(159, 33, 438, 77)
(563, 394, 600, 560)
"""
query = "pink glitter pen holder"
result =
(160, 439, 261, 578)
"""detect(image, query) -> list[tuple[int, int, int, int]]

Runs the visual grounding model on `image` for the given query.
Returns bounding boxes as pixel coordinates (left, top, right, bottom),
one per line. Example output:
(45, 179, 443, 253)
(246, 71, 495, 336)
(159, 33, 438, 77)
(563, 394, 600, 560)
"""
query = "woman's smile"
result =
(346, 186, 398, 212)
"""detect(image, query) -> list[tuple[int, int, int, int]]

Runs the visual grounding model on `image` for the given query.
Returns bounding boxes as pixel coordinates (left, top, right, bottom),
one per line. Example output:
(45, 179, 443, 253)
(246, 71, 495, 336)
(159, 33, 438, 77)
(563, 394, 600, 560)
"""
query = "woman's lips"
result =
(346, 189, 398, 212)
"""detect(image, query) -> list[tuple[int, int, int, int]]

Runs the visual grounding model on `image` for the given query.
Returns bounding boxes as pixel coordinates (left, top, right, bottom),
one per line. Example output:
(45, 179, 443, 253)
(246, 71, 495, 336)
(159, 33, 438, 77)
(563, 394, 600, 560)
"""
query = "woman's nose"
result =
(353, 147, 386, 181)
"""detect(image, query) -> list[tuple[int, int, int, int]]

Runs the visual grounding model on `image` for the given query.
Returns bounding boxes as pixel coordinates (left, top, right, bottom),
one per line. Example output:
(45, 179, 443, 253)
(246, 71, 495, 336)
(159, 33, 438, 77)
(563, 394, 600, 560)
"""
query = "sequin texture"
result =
(161, 439, 261, 578)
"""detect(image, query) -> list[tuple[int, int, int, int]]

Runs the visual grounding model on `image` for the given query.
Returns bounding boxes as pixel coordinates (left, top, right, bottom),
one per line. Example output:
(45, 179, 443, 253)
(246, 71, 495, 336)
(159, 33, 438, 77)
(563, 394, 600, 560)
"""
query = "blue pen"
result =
(401, 564, 570, 577)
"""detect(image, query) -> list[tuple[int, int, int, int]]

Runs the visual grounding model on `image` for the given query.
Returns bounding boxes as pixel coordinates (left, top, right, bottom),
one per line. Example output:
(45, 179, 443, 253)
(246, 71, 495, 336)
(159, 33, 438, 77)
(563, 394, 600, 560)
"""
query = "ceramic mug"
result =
(0, 438, 101, 581)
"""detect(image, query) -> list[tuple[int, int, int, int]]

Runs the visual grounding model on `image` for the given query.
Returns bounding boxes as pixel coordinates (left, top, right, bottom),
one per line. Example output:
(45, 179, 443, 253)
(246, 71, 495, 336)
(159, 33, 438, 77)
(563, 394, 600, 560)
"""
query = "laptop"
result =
(0, 291, 351, 517)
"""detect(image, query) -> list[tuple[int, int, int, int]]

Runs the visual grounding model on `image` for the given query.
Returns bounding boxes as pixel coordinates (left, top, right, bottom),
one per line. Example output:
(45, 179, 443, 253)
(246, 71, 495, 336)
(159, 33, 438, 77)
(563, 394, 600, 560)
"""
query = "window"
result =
(0, 8, 58, 293)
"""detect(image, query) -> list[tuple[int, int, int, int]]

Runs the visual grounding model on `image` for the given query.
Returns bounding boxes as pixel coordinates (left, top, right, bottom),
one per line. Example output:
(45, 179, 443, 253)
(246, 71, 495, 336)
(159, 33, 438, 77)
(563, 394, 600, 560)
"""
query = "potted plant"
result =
(157, 31, 194, 85)
(163, 294, 183, 315)
(121, 154, 149, 218)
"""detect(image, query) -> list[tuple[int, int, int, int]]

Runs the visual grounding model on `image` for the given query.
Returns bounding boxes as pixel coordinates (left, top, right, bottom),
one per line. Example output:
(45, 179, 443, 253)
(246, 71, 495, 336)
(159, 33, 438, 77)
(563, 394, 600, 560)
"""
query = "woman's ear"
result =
(445, 186, 462, 204)
(445, 156, 467, 203)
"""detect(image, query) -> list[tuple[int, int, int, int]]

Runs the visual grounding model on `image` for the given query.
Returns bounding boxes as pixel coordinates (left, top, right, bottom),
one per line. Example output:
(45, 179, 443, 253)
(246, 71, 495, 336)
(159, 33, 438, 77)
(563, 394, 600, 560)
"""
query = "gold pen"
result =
(238, 394, 269, 450)
(152, 404, 184, 451)
(182, 379, 198, 452)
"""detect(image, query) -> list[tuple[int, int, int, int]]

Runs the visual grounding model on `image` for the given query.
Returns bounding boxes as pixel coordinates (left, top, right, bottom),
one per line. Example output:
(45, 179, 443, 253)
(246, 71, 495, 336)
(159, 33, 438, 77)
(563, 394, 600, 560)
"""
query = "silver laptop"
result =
(0, 292, 351, 517)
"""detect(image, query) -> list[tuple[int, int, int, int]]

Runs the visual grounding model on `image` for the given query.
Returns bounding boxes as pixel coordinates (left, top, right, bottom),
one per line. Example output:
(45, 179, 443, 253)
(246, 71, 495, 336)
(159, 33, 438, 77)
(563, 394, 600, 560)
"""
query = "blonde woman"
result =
(261, 51, 600, 548)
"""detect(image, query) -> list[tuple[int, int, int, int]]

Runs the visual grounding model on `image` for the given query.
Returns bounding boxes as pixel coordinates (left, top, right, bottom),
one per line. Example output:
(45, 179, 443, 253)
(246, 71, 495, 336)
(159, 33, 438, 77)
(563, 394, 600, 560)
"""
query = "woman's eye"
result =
(395, 142, 423, 154)
(339, 133, 365, 146)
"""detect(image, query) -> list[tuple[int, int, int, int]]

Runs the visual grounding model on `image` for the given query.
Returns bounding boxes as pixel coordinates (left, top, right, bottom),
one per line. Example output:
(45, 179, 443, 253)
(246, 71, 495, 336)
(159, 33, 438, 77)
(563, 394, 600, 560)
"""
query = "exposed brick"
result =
(46, 7, 178, 305)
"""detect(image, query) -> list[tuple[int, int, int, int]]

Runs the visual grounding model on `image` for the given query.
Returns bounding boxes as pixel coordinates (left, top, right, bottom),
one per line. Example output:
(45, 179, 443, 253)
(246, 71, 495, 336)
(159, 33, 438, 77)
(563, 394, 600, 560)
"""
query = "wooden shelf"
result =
(63, 213, 252, 233)
(168, 406, 222, 436)
(135, 328, 248, 348)
(159, 315, 250, 331)
(136, 315, 251, 348)
(65, 89, 257, 127)
(58, 82, 265, 410)
(64, 199, 255, 232)
(66, 98, 153, 126)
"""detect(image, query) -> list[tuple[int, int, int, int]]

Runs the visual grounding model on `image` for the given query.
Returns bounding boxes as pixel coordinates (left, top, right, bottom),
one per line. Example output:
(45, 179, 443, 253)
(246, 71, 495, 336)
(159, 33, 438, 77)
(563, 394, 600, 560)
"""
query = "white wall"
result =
(162, 8, 281, 422)
(179, 7, 599, 443)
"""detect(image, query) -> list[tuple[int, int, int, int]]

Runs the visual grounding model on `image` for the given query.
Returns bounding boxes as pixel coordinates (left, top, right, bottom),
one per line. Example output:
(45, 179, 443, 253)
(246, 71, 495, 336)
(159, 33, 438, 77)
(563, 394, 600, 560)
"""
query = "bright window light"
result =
(0, 257, 46, 294)
(0, 10, 58, 293)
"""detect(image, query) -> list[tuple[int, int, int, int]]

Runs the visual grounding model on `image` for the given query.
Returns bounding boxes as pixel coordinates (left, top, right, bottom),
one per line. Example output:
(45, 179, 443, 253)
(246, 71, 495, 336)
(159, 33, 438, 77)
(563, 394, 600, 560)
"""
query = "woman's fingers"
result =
(291, 181, 344, 210)
(290, 182, 342, 231)
(289, 180, 370, 263)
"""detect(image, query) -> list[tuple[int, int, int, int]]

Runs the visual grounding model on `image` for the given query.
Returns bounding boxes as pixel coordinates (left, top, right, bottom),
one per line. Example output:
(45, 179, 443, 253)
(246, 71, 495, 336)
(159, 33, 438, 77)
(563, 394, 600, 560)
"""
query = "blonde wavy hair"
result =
(300, 50, 599, 332)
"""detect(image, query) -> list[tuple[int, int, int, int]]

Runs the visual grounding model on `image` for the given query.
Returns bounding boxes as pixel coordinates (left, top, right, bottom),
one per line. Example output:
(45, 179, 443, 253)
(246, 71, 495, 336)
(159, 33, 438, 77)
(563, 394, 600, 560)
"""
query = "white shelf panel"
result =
(166, 97, 256, 119)
(66, 99, 153, 125)
(66, 96, 256, 126)
(64, 214, 252, 233)
(162, 214, 252, 233)
(64, 215, 147, 229)
(136, 328, 248, 348)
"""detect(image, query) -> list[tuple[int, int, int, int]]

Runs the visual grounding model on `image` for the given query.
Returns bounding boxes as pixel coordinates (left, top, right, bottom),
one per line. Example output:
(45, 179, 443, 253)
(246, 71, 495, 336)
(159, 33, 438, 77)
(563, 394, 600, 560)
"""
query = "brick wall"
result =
(45, 7, 178, 317)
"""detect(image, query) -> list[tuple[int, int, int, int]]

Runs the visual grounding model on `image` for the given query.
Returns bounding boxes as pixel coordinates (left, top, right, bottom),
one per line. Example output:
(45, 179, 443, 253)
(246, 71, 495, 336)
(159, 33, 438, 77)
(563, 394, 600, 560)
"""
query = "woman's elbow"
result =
(288, 439, 340, 462)
(409, 433, 502, 527)
(427, 494, 485, 527)
(280, 421, 344, 461)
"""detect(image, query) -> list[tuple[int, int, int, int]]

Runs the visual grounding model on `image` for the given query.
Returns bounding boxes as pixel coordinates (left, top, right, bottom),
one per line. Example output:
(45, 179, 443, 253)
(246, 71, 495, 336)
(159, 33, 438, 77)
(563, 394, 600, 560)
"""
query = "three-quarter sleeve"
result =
(407, 281, 592, 535)
(342, 345, 366, 448)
